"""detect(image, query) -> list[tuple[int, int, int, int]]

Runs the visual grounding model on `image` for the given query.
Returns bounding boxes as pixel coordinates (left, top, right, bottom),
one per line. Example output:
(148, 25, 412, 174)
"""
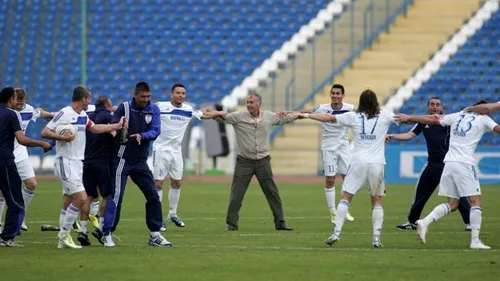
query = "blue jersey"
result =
(84, 105, 114, 164)
(411, 123, 449, 163)
(0, 105, 23, 166)
(112, 99, 160, 164)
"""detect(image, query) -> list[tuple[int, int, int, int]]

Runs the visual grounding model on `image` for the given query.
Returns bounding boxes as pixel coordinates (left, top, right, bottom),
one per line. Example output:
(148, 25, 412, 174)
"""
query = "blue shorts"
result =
(83, 161, 112, 198)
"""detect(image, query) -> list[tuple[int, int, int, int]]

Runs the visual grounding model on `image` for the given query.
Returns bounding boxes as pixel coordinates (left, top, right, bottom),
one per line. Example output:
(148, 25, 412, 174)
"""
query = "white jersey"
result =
(153, 102, 202, 152)
(313, 103, 355, 150)
(14, 104, 41, 162)
(440, 111, 498, 165)
(46, 106, 94, 160)
(336, 109, 395, 165)
(86, 104, 96, 114)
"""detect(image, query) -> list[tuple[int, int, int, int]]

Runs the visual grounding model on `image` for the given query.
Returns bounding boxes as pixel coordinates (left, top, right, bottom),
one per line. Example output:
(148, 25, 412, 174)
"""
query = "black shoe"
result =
(92, 229, 104, 245)
(224, 225, 238, 231)
(77, 232, 91, 246)
(396, 222, 417, 230)
(276, 225, 293, 231)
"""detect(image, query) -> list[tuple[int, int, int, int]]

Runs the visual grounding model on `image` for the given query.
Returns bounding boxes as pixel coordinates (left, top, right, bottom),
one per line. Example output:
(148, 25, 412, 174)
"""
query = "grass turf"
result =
(1, 180, 500, 281)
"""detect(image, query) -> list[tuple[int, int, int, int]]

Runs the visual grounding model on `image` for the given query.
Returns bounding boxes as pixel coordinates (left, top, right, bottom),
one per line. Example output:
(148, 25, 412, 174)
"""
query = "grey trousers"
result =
(226, 155, 286, 229)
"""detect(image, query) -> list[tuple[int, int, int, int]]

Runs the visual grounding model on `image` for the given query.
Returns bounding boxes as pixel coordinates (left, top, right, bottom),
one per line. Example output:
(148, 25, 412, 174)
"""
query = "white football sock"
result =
(22, 187, 35, 210)
(168, 187, 181, 215)
(59, 204, 79, 238)
(0, 197, 5, 223)
(324, 187, 336, 213)
(372, 204, 384, 238)
(333, 200, 350, 237)
(98, 216, 104, 230)
(150, 231, 160, 237)
(80, 220, 88, 234)
(90, 201, 99, 217)
(422, 203, 450, 226)
(59, 209, 66, 229)
(157, 188, 163, 203)
(470, 206, 482, 243)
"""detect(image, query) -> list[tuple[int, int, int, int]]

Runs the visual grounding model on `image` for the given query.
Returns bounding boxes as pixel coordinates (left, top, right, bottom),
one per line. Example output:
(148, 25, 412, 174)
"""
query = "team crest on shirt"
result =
(145, 114, 152, 124)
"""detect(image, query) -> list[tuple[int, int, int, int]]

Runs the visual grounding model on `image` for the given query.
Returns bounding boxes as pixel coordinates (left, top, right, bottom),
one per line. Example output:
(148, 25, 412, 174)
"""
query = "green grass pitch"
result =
(2, 180, 500, 281)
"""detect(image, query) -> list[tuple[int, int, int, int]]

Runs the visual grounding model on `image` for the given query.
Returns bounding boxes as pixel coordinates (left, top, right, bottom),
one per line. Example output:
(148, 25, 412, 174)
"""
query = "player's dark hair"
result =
(72, 85, 91, 102)
(473, 100, 489, 106)
(135, 81, 151, 94)
(331, 84, 345, 94)
(171, 83, 186, 92)
(356, 89, 380, 119)
(427, 97, 441, 105)
(0, 87, 16, 104)
(15, 88, 27, 100)
(95, 96, 110, 107)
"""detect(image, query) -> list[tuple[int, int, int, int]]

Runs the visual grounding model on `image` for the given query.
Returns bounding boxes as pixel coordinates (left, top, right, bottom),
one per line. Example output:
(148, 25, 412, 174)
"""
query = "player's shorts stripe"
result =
(59, 157, 68, 181)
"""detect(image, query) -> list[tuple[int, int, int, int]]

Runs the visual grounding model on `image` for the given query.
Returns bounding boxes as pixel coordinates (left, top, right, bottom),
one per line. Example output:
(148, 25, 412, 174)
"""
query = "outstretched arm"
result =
(201, 109, 227, 119)
(272, 111, 300, 125)
(386, 131, 417, 143)
(300, 113, 337, 122)
(37, 108, 56, 120)
(465, 102, 500, 115)
(88, 118, 124, 134)
(394, 114, 440, 125)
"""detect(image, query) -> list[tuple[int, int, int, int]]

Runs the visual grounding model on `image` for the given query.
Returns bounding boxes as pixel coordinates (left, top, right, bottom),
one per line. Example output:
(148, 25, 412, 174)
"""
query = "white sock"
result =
(80, 220, 88, 234)
(157, 188, 163, 203)
(59, 209, 66, 229)
(98, 216, 104, 230)
(22, 187, 35, 210)
(470, 206, 482, 243)
(59, 204, 79, 237)
(0, 197, 5, 223)
(422, 203, 451, 226)
(325, 187, 336, 213)
(333, 200, 350, 237)
(150, 231, 160, 237)
(372, 204, 384, 238)
(90, 201, 99, 217)
(168, 187, 181, 215)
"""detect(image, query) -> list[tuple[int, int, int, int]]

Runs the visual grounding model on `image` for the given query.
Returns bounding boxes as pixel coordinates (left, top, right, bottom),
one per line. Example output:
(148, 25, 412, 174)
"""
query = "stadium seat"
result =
(390, 10, 500, 146)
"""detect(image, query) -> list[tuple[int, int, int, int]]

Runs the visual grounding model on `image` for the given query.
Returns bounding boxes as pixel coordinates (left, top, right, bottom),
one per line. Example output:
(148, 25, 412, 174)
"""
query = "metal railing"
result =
(263, 0, 414, 141)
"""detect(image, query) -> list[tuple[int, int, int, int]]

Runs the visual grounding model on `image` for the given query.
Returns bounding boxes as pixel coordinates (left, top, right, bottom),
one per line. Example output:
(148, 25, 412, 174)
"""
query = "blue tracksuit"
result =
(0, 105, 25, 241)
(83, 105, 114, 198)
(102, 99, 162, 234)
(407, 123, 470, 224)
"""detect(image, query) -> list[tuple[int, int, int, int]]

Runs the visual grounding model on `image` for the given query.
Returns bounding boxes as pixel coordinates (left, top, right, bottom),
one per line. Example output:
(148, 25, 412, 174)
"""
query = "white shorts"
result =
(342, 163, 386, 197)
(322, 146, 351, 176)
(15, 158, 35, 181)
(152, 150, 183, 181)
(439, 162, 481, 199)
(54, 157, 85, 195)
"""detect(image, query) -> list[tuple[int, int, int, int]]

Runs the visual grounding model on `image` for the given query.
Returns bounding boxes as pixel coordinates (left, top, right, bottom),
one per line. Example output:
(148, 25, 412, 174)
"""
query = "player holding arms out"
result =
(300, 90, 397, 247)
(41, 86, 123, 249)
(154, 83, 217, 230)
(300, 84, 354, 223)
(396, 100, 500, 250)
(387, 97, 471, 231)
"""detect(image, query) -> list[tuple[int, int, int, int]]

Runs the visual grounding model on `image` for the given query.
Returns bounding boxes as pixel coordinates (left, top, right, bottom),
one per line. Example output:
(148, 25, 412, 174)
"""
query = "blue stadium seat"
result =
(391, 10, 500, 146)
